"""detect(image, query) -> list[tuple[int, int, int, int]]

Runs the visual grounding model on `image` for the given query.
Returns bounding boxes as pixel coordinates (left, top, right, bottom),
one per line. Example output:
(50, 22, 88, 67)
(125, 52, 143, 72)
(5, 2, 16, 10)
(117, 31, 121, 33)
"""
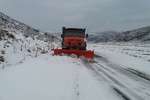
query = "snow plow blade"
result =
(52, 49, 94, 59)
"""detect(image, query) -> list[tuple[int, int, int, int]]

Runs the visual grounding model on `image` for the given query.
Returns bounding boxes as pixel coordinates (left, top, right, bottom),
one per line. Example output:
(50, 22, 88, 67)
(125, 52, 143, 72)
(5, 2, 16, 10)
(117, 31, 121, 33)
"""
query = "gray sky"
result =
(0, 0, 150, 32)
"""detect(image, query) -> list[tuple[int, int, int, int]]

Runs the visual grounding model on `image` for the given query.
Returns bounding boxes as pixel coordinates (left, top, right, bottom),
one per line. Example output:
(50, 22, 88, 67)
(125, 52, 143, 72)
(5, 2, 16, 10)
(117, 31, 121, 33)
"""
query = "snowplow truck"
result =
(53, 27, 94, 59)
(61, 27, 87, 50)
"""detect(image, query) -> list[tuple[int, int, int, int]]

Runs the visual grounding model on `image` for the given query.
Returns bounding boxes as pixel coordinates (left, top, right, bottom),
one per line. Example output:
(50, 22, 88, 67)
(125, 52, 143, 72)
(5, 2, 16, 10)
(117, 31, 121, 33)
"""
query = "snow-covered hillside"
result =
(0, 12, 59, 69)
(88, 31, 119, 42)
(88, 26, 150, 42)
(0, 12, 41, 38)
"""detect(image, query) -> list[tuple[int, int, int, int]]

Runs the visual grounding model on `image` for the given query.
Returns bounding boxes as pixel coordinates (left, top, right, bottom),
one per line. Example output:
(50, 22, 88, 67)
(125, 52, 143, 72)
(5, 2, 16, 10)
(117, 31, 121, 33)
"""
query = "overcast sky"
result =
(0, 0, 150, 32)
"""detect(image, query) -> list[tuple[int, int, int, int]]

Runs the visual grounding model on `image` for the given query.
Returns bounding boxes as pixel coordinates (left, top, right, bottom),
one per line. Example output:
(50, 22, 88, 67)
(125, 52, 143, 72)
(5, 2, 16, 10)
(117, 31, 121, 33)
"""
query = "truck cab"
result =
(61, 27, 88, 50)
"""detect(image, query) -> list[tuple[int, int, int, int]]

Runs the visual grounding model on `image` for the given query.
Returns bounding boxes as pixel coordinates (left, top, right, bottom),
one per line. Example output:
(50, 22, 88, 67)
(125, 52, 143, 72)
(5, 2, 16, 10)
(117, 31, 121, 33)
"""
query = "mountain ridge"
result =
(88, 26, 150, 43)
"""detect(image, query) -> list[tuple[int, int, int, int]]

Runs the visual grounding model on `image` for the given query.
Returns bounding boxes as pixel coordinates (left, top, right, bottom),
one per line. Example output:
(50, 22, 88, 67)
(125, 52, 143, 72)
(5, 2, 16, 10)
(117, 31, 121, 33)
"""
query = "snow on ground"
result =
(0, 54, 121, 100)
(0, 30, 56, 69)
(89, 43, 150, 75)
(0, 42, 150, 100)
(86, 43, 150, 100)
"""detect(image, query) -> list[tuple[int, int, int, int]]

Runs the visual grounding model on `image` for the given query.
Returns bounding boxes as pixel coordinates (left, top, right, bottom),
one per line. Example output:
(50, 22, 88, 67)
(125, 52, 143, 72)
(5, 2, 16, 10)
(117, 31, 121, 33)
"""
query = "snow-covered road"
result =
(82, 54, 150, 100)
(0, 54, 122, 100)
(0, 43, 150, 100)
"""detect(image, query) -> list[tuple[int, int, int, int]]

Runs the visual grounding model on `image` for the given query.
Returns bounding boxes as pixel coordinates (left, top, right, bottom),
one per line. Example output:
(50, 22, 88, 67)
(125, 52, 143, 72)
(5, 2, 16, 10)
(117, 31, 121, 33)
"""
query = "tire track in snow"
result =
(93, 63, 143, 100)
(72, 61, 80, 100)
(81, 59, 131, 100)
(81, 54, 150, 100)
(113, 87, 130, 100)
(96, 54, 150, 99)
(95, 54, 150, 84)
(125, 68, 150, 82)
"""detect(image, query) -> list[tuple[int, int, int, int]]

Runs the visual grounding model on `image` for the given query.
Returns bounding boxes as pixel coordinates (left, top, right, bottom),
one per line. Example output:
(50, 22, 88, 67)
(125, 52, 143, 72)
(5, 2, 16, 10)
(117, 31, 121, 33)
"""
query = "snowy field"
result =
(0, 43, 150, 100)
(91, 42, 150, 62)
(89, 43, 150, 74)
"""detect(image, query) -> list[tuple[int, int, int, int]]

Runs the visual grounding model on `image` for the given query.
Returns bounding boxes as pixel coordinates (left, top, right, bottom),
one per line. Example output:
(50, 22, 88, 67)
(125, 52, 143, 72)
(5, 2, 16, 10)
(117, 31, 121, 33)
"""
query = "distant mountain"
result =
(119, 26, 150, 42)
(88, 31, 119, 42)
(0, 12, 59, 68)
(88, 26, 150, 43)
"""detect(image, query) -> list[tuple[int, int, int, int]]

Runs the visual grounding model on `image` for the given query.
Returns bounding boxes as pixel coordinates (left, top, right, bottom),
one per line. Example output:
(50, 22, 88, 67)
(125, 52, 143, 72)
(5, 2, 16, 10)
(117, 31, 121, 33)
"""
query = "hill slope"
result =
(88, 26, 150, 42)
(0, 12, 58, 68)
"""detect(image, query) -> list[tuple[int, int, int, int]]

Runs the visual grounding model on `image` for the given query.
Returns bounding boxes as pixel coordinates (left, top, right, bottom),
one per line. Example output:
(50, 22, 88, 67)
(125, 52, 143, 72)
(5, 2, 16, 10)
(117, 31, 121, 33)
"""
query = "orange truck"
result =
(53, 27, 94, 59)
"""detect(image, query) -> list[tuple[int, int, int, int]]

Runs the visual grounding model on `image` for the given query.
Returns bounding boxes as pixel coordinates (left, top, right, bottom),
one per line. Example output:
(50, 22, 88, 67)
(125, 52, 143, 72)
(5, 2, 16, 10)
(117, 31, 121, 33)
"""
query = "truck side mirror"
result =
(86, 34, 88, 38)
(61, 34, 64, 38)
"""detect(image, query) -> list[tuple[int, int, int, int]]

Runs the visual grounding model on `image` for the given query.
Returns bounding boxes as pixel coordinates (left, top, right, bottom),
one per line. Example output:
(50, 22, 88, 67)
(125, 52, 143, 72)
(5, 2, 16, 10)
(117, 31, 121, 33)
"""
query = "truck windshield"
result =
(63, 29, 85, 37)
